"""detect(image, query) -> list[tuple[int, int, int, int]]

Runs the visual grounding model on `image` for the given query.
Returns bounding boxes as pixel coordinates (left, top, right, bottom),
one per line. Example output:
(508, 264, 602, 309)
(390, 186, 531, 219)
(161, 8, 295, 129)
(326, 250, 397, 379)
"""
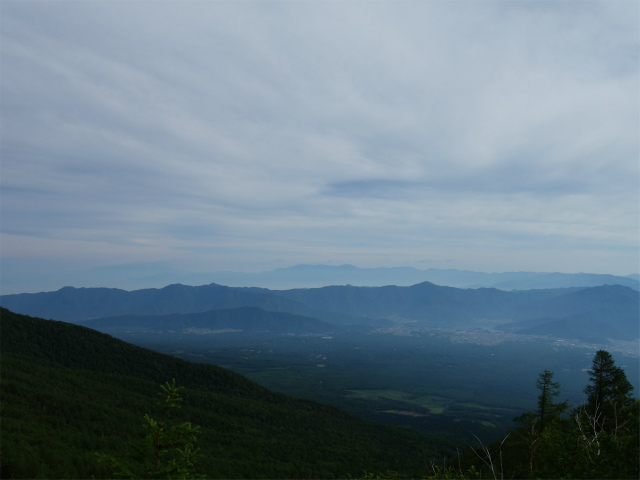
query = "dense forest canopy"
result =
(0, 308, 455, 479)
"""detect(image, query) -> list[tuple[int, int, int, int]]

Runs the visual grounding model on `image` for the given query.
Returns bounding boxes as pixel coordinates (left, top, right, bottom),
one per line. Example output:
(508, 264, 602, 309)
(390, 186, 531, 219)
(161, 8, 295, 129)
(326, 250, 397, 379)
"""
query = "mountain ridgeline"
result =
(22, 264, 638, 294)
(189, 264, 640, 291)
(1, 281, 638, 342)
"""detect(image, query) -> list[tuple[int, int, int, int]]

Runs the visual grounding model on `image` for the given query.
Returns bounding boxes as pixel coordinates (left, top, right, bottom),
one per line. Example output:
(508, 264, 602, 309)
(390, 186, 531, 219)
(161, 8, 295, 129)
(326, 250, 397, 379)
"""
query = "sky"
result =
(1, 0, 639, 294)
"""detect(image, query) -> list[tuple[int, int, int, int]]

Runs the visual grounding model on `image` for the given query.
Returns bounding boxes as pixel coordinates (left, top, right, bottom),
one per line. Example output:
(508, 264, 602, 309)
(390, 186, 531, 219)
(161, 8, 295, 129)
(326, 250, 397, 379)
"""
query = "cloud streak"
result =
(1, 0, 638, 293)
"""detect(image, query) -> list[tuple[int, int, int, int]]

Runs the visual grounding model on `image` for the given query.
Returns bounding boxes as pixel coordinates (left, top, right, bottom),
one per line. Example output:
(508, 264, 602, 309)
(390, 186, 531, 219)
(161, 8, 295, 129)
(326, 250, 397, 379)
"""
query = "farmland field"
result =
(112, 326, 638, 445)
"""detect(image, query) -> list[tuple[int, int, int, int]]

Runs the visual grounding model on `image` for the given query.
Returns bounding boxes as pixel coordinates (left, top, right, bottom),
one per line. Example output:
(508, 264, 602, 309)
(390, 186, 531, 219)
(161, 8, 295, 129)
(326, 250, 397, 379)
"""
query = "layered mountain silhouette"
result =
(2, 281, 637, 342)
(203, 264, 640, 290)
(21, 264, 637, 293)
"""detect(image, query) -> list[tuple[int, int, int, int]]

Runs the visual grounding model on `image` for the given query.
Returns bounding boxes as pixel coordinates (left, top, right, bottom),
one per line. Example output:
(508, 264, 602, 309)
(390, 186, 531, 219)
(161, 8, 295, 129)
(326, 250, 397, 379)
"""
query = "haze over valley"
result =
(3, 273, 638, 447)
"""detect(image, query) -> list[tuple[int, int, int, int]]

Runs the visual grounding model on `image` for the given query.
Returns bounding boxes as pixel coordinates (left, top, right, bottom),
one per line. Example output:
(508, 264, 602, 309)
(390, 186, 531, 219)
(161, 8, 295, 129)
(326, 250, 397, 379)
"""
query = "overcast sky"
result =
(1, 1, 638, 294)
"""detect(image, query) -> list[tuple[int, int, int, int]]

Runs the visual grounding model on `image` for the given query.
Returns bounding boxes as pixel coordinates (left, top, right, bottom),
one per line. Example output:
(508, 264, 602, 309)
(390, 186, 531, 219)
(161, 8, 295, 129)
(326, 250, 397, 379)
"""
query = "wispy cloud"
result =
(1, 0, 637, 293)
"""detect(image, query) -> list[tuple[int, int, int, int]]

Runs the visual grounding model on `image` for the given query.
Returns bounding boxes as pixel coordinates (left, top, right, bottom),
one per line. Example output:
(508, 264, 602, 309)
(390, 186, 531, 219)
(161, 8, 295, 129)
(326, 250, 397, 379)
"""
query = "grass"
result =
(347, 390, 450, 414)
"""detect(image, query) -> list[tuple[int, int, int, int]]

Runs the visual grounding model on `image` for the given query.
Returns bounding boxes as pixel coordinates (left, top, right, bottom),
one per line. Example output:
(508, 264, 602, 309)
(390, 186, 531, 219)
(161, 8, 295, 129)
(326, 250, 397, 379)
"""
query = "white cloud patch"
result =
(1, 0, 638, 293)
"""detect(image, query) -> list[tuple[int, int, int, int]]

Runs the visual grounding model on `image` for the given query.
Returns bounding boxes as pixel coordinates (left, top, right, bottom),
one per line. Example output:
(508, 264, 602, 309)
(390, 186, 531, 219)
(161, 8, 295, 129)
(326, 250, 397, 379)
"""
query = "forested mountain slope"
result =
(0, 308, 453, 479)
(277, 282, 565, 323)
(0, 283, 312, 321)
(275, 283, 639, 338)
(0, 283, 363, 325)
(511, 284, 639, 320)
(494, 285, 640, 341)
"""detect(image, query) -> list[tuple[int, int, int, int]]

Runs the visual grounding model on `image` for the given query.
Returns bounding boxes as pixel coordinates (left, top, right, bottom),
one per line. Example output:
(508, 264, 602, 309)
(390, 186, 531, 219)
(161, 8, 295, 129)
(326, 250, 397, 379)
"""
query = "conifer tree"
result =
(511, 369, 568, 476)
(584, 350, 633, 432)
(97, 379, 203, 479)
(535, 369, 568, 430)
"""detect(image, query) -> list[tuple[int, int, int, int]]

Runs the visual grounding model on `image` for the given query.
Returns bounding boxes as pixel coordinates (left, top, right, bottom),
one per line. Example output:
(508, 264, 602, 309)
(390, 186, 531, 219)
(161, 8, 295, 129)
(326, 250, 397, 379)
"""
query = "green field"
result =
(348, 390, 450, 414)
(112, 326, 640, 445)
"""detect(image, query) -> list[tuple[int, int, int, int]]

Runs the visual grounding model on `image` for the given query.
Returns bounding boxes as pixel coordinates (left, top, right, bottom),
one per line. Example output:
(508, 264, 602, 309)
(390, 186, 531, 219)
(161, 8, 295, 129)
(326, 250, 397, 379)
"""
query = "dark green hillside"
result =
(0, 308, 453, 479)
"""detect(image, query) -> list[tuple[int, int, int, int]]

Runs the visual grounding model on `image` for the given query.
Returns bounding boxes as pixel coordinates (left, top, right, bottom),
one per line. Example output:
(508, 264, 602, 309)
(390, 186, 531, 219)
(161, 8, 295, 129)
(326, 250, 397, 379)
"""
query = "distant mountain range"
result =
(2, 281, 637, 343)
(8, 264, 635, 294)
(190, 264, 640, 291)
(0, 283, 361, 325)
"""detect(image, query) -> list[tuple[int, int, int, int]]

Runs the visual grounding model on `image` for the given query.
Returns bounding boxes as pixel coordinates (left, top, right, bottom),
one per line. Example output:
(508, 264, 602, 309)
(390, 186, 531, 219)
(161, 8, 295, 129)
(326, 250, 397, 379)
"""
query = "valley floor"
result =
(374, 325, 640, 357)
